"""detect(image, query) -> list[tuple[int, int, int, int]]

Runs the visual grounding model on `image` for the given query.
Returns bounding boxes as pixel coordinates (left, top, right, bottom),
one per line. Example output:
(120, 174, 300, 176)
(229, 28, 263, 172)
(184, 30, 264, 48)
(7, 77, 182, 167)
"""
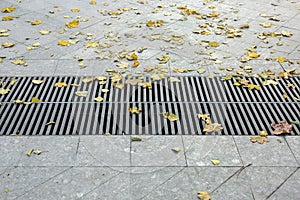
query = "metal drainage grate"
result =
(0, 76, 299, 136)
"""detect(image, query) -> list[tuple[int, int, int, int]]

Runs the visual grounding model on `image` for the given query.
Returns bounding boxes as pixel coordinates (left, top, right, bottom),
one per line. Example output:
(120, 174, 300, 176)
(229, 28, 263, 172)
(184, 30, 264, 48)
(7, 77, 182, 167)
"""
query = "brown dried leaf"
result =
(271, 121, 292, 135)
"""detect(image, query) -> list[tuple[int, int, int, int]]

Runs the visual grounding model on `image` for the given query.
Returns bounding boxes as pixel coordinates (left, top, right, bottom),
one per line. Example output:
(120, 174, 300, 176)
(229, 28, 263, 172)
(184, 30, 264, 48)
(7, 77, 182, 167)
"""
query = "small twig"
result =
(236, 163, 252, 177)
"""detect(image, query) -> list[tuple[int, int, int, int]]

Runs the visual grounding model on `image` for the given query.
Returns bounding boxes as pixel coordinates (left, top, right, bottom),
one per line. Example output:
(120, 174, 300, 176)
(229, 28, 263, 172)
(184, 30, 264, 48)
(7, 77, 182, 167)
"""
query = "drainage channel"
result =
(0, 76, 299, 136)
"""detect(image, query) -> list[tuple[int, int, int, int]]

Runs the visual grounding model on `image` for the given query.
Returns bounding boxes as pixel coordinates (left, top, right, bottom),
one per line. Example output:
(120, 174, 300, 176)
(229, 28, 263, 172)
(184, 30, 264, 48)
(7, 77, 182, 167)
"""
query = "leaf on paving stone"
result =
(45, 121, 55, 125)
(173, 68, 188, 73)
(208, 41, 219, 47)
(2, 42, 15, 48)
(276, 57, 286, 63)
(197, 191, 211, 200)
(40, 30, 51, 35)
(131, 137, 142, 141)
(33, 149, 42, 155)
(211, 159, 220, 165)
(1, 7, 16, 13)
(31, 97, 41, 103)
(168, 77, 181, 82)
(75, 91, 88, 97)
(54, 82, 67, 87)
(94, 96, 104, 102)
(171, 147, 181, 153)
(127, 53, 138, 61)
(290, 121, 300, 125)
(203, 123, 223, 133)
(271, 121, 292, 135)
(250, 135, 270, 144)
(240, 24, 249, 29)
(260, 22, 274, 28)
(65, 20, 79, 28)
(5, 189, 10, 193)
(32, 80, 44, 85)
(26, 149, 34, 157)
(71, 8, 80, 12)
(85, 41, 99, 48)
(58, 40, 71, 46)
(146, 20, 164, 27)
(31, 20, 42, 25)
(82, 77, 93, 83)
(281, 30, 292, 37)
(129, 107, 142, 114)
(11, 59, 27, 66)
(132, 60, 139, 67)
(157, 55, 170, 63)
(89, 0, 97, 5)
(287, 84, 296, 89)
(197, 68, 206, 74)
(117, 62, 129, 69)
(2, 16, 14, 21)
(246, 51, 260, 58)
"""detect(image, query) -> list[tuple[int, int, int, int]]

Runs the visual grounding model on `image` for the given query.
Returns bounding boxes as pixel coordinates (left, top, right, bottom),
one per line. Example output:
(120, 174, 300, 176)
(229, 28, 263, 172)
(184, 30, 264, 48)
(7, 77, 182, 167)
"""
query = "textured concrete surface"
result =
(0, 0, 300, 199)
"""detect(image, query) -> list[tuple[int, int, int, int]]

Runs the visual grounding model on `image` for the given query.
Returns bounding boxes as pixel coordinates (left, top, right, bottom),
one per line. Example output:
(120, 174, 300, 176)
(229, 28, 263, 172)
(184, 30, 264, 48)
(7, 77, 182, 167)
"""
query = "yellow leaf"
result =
(168, 77, 181, 82)
(127, 53, 138, 60)
(26, 149, 34, 157)
(2, 16, 14, 21)
(197, 191, 211, 200)
(203, 123, 223, 133)
(71, 8, 80, 12)
(89, 0, 97, 5)
(40, 30, 51, 35)
(246, 51, 260, 58)
(5, 189, 10, 193)
(94, 96, 104, 102)
(283, 93, 288, 99)
(157, 55, 170, 63)
(129, 107, 142, 114)
(250, 136, 270, 144)
(259, 131, 268, 137)
(75, 91, 88, 97)
(0, 88, 10, 95)
(58, 40, 71, 46)
(31, 97, 41, 103)
(54, 82, 67, 87)
(31, 20, 42, 25)
(13, 99, 24, 104)
(276, 57, 286, 63)
(211, 159, 220, 165)
(11, 59, 27, 66)
(116, 62, 129, 69)
(281, 30, 292, 37)
(260, 22, 273, 28)
(1, 7, 16, 13)
(32, 80, 44, 85)
(167, 113, 179, 122)
(82, 77, 93, 83)
(132, 60, 139, 67)
(208, 41, 219, 47)
(114, 83, 124, 89)
(45, 122, 55, 125)
(101, 89, 109, 93)
(95, 76, 107, 81)
(2, 42, 15, 48)
(65, 20, 79, 28)
(85, 41, 99, 48)
(111, 74, 122, 82)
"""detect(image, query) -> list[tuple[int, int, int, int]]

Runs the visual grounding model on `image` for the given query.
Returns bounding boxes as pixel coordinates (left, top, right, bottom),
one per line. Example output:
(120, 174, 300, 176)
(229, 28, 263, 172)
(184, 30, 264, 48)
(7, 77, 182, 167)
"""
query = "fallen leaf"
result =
(1, 7, 16, 13)
(101, 89, 109, 93)
(10, 79, 17, 85)
(40, 30, 51, 35)
(54, 82, 67, 87)
(168, 77, 181, 82)
(13, 99, 24, 104)
(127, 53, 138, 60)
(5, 189, 10, 193)
(94, 96, 104, 102)
(58, 40, 71, 46)
(197, 68, 206, 74)
(276, 57, 286, 63)
(31, 97, 41, 103)
(283, 93, 288, 99)
(132, 60, 139, 67)
(32, 80, 44, 85)
(33, 149, 42, 155)
(0, 88, 10, 95)
(271, 121, 292, 135)
(31, 20, 42, 25)
(246, 51, 260, 58)
(131, 137, 142, 141)
(117, 62, 129, 69)
(129, 107, 142, 114)
(163, 112, 179, 122)
(2, 16, 14, 21)
(2, 42, 15, 48)
(89, 0, 97, 5)
(65, 20, 79, 28)
(197, 191, 211, 200)
(26, 149, 34, 157)
(208, 41, 219, 47)
(171, 147, 181, 153)
(211, 159, 220, 165)
(46, 122, 55, 125)
(71, 8, 80, 12)
(250, 135, 270, 144)
(82, 77, 93, 83)
(290, 121, 300, 125)
(114, 83, 124, 89)
(203, 123, 223, 133)
(75, 91, 89, 97)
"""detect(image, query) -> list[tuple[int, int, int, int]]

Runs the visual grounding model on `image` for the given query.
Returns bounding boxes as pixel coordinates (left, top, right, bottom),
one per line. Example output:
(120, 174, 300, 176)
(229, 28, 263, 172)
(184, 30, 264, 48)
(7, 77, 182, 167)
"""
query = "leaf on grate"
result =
(163, 112, 179, 122)
(197, 191, 211, 200)
(32, 80, 44, 85)
(46, 122, 55, 126)
(0, 88, 10, 95)
(54, 82, 67, 87)
(203, 123, 223, 133)
(168, 77, 181, 82)
(75, 91, 89, 97)
(290, 121, 300, 125)
(129, 107, 142, 114)
(31, 97, 41, 103)
(94, 96, 104, 102)
(271, 121, 292, 135)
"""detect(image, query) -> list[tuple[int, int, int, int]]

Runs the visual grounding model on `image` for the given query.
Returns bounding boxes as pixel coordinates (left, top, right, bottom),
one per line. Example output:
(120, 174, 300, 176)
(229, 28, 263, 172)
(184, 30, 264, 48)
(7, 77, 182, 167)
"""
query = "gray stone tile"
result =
(76, 136, 131, 167)
(268, 168, 300, 200)
(0, 166, 69, 199)
(13, 167, 120, 200)
(18, 136, 78, 167)
(234, 136, 298, 166)
(0, 137, 28, 166)
(245, 167, 297, 200)
(285, 136, 300, 165)
(143, 167, 243, 200)
(184, 136, 242, 166)
(131, 136, 186, 167)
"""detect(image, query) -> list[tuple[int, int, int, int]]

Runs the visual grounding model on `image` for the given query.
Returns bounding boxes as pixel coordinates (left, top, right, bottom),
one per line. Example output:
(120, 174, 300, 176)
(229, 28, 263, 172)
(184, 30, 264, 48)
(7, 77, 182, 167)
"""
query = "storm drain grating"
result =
(0, 76, 299, 135)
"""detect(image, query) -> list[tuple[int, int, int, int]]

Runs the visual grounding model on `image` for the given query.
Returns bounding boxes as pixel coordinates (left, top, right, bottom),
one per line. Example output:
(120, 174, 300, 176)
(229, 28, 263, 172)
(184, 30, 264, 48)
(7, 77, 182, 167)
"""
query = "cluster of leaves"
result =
(198, 113, 223, 133)
(250, 131, 270, 144)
